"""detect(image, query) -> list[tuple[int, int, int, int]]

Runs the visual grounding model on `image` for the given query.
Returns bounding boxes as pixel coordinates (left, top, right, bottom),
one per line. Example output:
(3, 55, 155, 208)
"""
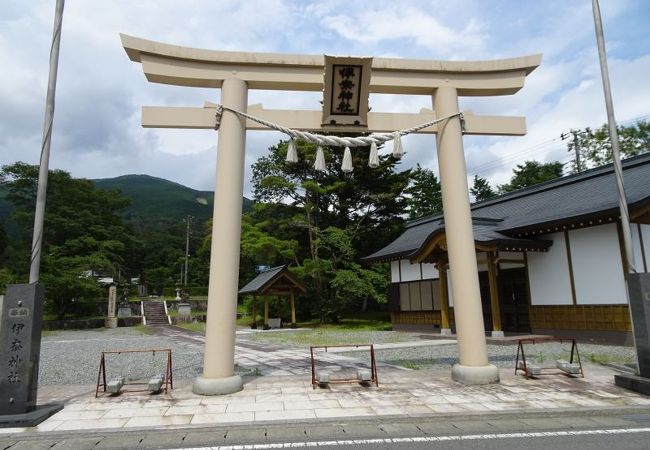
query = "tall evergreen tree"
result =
(498, 160, 564, 193)
(403, 164, 442, 219)
(0, 162, 132, 317)
(470, 175, 496, 202)
(250, 140, 409, 321)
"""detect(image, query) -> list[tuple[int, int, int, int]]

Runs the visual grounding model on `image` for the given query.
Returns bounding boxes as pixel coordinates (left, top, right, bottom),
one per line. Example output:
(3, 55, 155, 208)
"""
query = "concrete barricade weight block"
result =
(107, 376, 125, 394)
(517, 361, 541, 375)
(556, 359, 582, 374)
(357, 370, 372, 382)
(316, 372, 330, 385)
(148, 375, 164, 393)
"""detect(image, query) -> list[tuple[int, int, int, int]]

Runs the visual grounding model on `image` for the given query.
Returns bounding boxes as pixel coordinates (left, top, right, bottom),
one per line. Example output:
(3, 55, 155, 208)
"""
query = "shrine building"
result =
(364, 153, 650, 344)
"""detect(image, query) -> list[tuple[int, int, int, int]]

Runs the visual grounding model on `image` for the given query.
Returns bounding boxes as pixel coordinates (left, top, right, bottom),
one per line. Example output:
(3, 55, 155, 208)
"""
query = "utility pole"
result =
(592, 1, 650, 392)
(592, 0, 635, 275)
(183, 215, 193, 286)
(29, 0, 65, 283)
(571, 130, 582, 173)
(560, 129, 583, 173)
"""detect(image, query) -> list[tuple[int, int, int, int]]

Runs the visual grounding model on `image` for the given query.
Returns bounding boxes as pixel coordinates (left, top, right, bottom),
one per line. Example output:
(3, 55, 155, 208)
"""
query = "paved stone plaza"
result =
(29, 366, 650, 430)
(1, 326, 649, 437)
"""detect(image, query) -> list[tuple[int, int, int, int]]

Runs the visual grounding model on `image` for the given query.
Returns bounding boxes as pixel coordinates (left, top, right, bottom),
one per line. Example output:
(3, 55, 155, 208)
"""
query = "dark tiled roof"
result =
(365, 153, 650, 262)
(239, 265, 286, 294)
(424, 219, 551, 251)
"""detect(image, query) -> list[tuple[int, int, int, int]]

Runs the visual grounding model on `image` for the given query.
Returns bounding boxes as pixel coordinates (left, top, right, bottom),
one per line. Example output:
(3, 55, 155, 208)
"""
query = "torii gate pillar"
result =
(193, 78, 248, 395)
(120, 33, 541, 391)
(435, 87, 498, 383)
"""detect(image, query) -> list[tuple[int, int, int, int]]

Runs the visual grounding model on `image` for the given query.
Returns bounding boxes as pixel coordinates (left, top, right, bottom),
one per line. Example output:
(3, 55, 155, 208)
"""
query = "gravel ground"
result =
(348, 341, 638, 370)
(39, 328, 210, 385)
(238, 329, 637, 370)
(39, 328, 638, 384)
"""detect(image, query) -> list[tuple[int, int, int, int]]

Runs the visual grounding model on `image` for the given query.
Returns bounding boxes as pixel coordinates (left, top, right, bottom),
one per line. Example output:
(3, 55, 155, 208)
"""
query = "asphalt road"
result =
(3, 412, 650, 449)
(264, 429, 650, 450)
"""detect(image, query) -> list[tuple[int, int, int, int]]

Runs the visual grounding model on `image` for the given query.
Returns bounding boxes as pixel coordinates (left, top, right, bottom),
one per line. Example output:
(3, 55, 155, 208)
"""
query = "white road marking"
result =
(168, 427, 650, 449)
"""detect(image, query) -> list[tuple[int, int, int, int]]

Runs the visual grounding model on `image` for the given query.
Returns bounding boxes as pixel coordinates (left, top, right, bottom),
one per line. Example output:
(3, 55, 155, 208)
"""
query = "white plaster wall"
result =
(631, 225, 645, 273)
(421, 263, 439, 280)
(640, 224, 650, 272)
(527, 232, 573, 305)
(400, 260, 421, 282)
(569, 224, 626, 305)
(390, 261, 400, 283)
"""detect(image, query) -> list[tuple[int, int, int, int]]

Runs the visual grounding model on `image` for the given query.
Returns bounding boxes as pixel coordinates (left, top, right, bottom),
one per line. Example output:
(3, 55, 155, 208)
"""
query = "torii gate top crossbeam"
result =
(121, 34, 541, 96)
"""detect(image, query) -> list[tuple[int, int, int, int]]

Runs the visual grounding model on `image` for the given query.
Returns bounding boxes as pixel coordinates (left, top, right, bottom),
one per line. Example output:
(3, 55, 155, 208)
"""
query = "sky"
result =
(1, 0, 649, 197)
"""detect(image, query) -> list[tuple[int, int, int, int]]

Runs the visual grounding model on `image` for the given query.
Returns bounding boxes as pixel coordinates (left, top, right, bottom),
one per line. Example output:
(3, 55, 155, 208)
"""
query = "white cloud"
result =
(1, 0, 648, 199)
(466, 54, 650, 186)
(320, 5, 486, 57)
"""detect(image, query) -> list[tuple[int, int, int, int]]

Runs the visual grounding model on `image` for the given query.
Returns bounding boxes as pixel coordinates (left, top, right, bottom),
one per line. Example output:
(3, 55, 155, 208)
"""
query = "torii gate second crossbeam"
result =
(122, 34, 541, 395)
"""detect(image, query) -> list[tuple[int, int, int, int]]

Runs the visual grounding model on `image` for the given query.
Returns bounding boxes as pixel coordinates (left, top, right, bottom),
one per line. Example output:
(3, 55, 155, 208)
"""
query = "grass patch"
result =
(167, 310, 206, 318)
(297, 319, 392, 332)
(134, 324, 155, 335)
(175, 322, 206, 333)
(402, 360, 425, 370)
(585, 352, 635, 365)
(237, 311, 391, 331)
(295, 312, 392, 332)
(246, 328, 413, 348)
(171, 311, 397, 347)
(237, 315, 254, 327)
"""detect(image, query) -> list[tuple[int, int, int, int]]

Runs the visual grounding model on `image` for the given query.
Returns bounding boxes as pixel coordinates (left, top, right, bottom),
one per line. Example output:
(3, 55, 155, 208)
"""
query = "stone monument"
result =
(117, 304, 132, 317)
(615, 273, 650, 394)
(105, 285, 118, 328)
(0, 284, 62, 427)
(177, 303, 192, 323)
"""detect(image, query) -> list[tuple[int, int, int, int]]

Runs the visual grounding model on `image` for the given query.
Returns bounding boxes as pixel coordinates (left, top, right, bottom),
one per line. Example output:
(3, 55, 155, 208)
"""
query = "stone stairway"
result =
(143, 301, 170, 326)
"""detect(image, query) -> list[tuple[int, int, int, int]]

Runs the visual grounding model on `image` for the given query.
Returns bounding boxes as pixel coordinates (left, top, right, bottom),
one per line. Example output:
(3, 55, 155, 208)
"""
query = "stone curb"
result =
(4, 404, 650, 439)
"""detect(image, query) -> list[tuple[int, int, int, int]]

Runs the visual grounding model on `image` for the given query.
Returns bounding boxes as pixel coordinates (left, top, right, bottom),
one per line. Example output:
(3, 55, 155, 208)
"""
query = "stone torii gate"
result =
(121, 34, 540, 395)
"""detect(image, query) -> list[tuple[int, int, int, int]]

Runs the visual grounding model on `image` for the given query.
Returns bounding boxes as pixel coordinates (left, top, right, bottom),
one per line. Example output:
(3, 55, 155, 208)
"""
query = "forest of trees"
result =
(1, 121, 647, 321)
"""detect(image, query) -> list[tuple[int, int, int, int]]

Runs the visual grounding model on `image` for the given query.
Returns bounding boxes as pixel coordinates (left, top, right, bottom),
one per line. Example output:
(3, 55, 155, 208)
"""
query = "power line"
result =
(559, 113, 650, 138)
(469, 137, 563, 175)
(470, 114, 649, 179)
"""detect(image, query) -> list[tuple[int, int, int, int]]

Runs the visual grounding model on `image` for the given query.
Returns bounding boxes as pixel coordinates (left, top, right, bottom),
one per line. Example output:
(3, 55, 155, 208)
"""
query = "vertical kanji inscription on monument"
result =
(0, 284, 44, 415)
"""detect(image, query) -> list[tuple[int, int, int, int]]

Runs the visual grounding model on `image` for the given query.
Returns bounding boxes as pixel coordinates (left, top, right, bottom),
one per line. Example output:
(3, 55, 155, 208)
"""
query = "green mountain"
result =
(93, 174, 253, 225)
